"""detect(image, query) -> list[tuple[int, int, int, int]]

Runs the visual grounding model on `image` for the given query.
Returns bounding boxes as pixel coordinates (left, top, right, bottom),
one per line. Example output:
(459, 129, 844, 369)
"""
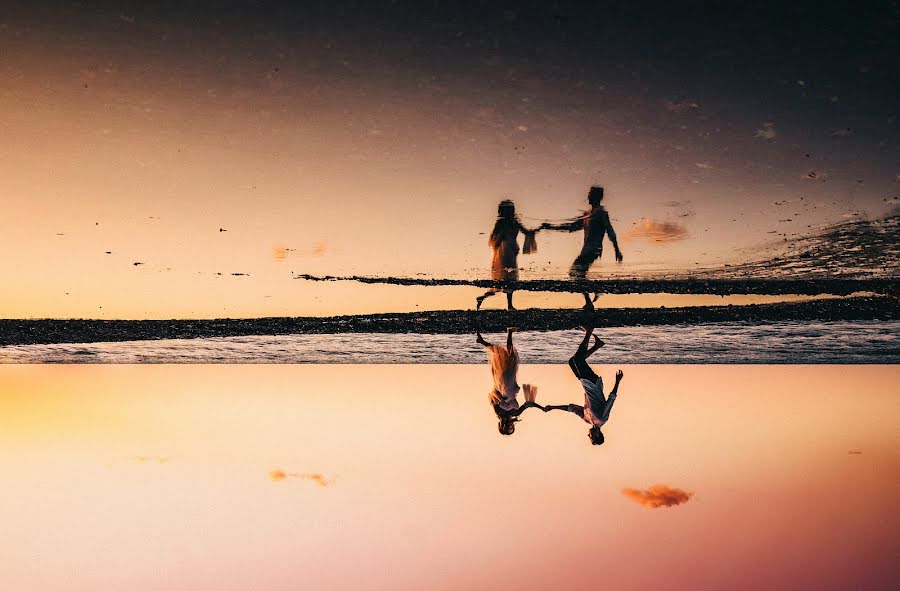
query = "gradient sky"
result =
(1, 1, 897, 318)
(0, 364, 897, 590)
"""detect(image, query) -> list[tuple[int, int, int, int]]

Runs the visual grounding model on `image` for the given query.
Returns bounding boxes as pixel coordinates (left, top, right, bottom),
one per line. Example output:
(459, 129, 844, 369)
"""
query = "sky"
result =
(1, 1, 897, 318)
(0, 364, 897, 590)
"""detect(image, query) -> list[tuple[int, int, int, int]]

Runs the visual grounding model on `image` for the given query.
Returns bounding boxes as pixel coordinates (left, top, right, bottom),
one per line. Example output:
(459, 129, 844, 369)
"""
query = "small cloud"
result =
(269, 469, 335, 486)
(754, 122, 777, 140)
(622, 484, 693, 508)
(694, 162, 714, 169)
(271, 245, 294, 261)
(516, 125, 529, 132)
(133, 456, 169, 464)
(311, 240, 328, 257)
(302, 473, 333, 487)
(622, 219, 688, 243)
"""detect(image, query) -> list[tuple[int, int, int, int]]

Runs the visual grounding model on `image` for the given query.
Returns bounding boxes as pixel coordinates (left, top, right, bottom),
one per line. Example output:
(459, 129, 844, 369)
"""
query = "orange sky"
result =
(1, 4, 896, 319)
(1, 364, 897, 590)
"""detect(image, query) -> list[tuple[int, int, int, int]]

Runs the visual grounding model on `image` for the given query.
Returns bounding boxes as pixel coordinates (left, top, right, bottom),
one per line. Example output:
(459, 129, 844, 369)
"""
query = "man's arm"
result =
(604, 211, 623, 262)
(540, 217, 584, 233)
(544, 404, 584, 418)
(600, 370, 624, 421)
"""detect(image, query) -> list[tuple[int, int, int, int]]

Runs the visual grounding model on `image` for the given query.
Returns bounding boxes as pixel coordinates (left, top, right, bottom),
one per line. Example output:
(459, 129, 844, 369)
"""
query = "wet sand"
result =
(1, 295, 895, 345)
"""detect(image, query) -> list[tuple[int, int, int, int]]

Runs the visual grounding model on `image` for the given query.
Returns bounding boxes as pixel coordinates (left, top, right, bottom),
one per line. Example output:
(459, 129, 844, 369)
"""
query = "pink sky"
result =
(0, 364, 897, 590)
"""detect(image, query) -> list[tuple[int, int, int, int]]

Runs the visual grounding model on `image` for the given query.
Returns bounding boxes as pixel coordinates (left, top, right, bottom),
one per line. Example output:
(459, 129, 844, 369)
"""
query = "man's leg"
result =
(569, 247, 601, 278)
(569, 327, 600, 381)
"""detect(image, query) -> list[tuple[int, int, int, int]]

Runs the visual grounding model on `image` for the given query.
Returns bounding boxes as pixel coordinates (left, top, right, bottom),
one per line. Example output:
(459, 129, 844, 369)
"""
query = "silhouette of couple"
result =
(477, 186, 623, 311)
(477, 326, 624, 446)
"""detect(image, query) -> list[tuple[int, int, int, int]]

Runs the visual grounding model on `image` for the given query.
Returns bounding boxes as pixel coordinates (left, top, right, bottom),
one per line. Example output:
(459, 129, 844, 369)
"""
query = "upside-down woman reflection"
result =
(476, 327, 543, 435)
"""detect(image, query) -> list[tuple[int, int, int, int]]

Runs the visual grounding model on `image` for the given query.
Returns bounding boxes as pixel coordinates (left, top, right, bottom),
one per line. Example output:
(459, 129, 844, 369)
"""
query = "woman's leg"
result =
(476, 289, 498, 309)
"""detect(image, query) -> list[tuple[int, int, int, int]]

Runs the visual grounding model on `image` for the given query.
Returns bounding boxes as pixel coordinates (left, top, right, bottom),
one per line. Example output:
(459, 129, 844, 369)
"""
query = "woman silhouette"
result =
(476, 200, 537, 311)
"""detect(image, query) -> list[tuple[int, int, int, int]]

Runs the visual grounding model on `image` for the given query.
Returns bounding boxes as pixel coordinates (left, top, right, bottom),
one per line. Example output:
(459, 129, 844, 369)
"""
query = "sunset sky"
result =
(1, 364, 897, 590)
(1, 1, 897, 318)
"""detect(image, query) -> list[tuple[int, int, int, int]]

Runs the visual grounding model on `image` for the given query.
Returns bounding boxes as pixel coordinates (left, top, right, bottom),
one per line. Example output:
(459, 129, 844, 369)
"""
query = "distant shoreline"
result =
(294, 274, 899, 296)
(1, 296, 896, 346)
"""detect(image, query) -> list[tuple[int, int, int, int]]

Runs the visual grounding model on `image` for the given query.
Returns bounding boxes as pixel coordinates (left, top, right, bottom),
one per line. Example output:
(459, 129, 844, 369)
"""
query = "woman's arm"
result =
(512, 401, 545, 416)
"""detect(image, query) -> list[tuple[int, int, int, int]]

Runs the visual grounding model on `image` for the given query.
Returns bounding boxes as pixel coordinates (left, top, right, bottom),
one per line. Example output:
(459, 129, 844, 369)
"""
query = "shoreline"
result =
(1, 296, 895, 346)
(294, 274, 899, 296)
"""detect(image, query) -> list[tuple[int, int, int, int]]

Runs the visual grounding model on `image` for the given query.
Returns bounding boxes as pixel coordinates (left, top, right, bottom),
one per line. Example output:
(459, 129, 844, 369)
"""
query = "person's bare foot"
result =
(591, 292, 601, 303)
(507, 306, 518, 311)
(475, 295, 486, 310)
(507, 327, 519, 332)
(593, 335, 605, 348)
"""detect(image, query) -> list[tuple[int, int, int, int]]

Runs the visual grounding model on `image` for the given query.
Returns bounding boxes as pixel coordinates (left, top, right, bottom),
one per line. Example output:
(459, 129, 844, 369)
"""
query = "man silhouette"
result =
(541, 186, 623, 308)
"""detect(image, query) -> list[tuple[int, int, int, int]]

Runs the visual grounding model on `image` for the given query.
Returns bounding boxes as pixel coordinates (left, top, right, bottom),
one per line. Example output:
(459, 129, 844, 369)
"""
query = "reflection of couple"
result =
(478, 326, 624, 446)
(477, 185, 623, 310)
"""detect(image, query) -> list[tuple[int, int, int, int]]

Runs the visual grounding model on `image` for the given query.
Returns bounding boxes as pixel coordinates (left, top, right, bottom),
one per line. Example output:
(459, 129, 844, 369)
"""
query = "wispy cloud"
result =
(273, 241, 328, 260)
(132, 456, 170, 464)
(269, 469, 335, 486)
(665, 99, 699, 112)
(622, 219, 688, 243)
(754, 122, 777, 140)
(622, 484, 693, 508)
(271, 245, 294, 261)
(271, 241, 327, 261)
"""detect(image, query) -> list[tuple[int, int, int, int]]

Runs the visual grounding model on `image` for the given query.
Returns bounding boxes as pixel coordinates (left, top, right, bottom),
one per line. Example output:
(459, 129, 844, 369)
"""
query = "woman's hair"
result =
(494, 404, 519, 436)
(587, 186, 605, 206)
(589, 425, 605, 445)
(497, 199, 516, 219)
(498, 417, 516, 435)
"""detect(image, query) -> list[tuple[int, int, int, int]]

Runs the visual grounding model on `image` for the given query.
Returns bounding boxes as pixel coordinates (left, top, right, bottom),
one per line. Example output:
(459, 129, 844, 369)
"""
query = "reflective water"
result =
(2, 321, 896, 364)
(1, 364, 897, 591)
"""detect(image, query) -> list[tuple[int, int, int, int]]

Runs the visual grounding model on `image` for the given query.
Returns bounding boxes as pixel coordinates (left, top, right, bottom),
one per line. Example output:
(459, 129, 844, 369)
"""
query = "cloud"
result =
(132, 456, 169, 464)
(622, 484, 693, 508)
(271, 241, 326, 261)
(269, 469, 335, 486)
(622, 219, 688, 243)
(271, 245, 294, 261)
(754, 122, 777, 140)
(665, 99, 699, 112)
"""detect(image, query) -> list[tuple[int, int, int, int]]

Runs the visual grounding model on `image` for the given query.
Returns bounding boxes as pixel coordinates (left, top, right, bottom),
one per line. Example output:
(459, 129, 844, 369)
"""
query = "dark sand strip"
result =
(1, 296, 896, 345)
(294, 274, 898, 296)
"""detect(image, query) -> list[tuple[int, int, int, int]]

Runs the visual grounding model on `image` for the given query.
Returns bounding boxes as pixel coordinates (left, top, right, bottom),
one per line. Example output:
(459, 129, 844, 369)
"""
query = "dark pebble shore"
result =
(1, 296, 896, 346)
